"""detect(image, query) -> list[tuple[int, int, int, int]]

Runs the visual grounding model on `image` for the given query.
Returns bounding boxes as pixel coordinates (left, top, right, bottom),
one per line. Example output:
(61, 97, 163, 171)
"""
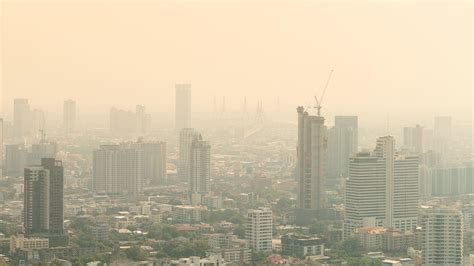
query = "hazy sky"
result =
(0, 0, 472, 120)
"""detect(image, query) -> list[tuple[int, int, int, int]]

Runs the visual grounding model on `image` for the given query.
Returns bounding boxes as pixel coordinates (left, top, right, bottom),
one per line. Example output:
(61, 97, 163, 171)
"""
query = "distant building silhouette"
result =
(175, 84, 191, 130)
(13, 98, 31, 138)
(327, 116, 358, 179)
(63, 99, 76, 133)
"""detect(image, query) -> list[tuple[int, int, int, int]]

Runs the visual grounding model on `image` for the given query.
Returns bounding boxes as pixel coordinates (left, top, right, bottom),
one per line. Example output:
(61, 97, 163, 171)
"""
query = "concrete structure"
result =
(281, 234, 324, 258)
(63, 100, 76, 134)
(175, 84, 192, 130)
(327, 116, 358, 179)
(420, 207, 463, 266)
(10, 235, 49, 251)
(169, 255, 226, 266)
(24, 159, 67, 247)
(172, 205, 204, 224)
(428, 165, 473, 197)
(296, 106, 327, 210)
(344, 136, 419, 238)
(128, 140, 167, 184)
(93, 144, 144, 195)
(245, 207, 273, 252)
(178, 128, 194, 181)
(189, 134, 211, 204)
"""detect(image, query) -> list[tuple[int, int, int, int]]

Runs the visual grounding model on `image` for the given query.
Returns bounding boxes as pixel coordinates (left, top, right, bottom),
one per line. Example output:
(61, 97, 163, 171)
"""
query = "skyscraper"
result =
(327, 116, 358, 178)
(135, 105, 151, 135)
(296, 106, 327, 210)
(13, 98, 31, 138)
(93, 144, 144, 195)
(245, 207, 273, 252)
(420, 207, 463, 265)
(403, 124, 423, 154)
(189, 134, 211, 195)
(344, 136, 419, 238)
(63, 99, 76, 133)
(179, 128, 195, 181)
(175, 84, 192, 130)
(128, 140, 167, 184)
(24, 166, 50, 235)
(110, 106, 150, 135)
(24, 159, 67, 247)
(27, 141, 57, 166)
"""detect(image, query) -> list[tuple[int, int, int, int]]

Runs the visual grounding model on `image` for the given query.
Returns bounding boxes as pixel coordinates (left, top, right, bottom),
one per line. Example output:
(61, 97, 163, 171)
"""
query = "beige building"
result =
(10, 235, 49, 251)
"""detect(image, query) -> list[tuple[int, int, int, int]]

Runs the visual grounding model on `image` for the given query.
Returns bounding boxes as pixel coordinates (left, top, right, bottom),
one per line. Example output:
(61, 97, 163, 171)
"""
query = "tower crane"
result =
(314, 70, 334, 116)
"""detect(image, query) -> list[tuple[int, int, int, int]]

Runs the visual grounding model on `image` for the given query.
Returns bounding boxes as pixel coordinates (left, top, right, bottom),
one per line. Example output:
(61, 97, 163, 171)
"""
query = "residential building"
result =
(245, 207, 273, 252)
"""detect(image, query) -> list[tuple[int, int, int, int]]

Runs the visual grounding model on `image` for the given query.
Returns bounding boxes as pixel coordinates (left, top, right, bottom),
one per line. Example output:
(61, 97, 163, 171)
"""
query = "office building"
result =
(63, 100, 76, 133)
(175, 84, 192, 130)
(13, 98, 31, 138)
(4, 144, 28, 177)
(93, 144, 144, 195)
(190, 134, 211, 195)
(178, 128, 195, 181)
(328, 116, 358, 178)
(344, 136, 419, 237)
(296, 106, 327, 210)
(428, 165, 474, 197)
(403, 124, 424, 154)
(420, 207, 463, 265)
(41, 158, 64, 236)
(245, 207, 273, 252)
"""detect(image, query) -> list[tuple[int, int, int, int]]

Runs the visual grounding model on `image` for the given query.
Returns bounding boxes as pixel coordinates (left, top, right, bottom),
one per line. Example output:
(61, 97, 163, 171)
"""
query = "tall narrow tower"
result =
(296, 106, 327, 210)
(175, 84, 192, 130)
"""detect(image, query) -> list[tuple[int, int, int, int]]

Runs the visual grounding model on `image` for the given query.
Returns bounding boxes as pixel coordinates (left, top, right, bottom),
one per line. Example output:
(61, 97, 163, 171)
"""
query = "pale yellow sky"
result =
(0, 0, 472, 119)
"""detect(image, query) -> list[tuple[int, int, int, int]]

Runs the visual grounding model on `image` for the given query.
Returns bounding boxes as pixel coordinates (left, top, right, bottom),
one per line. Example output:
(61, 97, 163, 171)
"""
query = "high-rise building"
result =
(24, 166, 50, 235)
(175, 84, 192, 130)
(327, 116, 358, 178)
(27, 141, 57, 166)
(93, 144, 144, 195)
(63, 100, 76, 133)
(4, 144, 28, 177)
(110, 106, 150, 135)
(24, 159, 67, 247)
(296, 106, 327, 210)
(135, 105, 151, 135)
(344, 136, 419, 238)
(433, 116, 452, 163)
(13, 98, 31, 138)
(190, 134, 211, 195)
(179, 128, 195, 181)
(245, 207, 273, 252)
(403, 125, 424, 154)
(128, 140, 167, 184)
(420, 207, 463, 265)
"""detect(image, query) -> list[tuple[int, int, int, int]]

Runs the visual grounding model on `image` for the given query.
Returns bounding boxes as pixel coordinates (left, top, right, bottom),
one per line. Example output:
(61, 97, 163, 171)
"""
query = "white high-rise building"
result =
(175, 84, 192, 130)
(296, 106, 327, 210)
(93, 145, 144, 195)
(179, 128, 195, 181)
(63, 100, 76, 133)
(245, 207, 273, 252)
(190, 134, 211, 194)
(344, 136, 419, 238)
(420, 207, 463, 265)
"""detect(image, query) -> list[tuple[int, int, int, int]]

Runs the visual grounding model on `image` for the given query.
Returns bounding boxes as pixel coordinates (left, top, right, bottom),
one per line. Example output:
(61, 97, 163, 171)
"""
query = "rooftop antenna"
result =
(314, 69, 334, 116)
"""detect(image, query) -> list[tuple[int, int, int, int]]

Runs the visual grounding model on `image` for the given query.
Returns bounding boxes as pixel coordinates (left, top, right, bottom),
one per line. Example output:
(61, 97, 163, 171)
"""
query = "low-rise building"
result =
(281, 234, 324, 258)
(10, 235, 49, 251)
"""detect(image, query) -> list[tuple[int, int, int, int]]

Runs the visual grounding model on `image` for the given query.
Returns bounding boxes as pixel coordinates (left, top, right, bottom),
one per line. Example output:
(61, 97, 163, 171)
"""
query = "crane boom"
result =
(314, 69, 334, 116)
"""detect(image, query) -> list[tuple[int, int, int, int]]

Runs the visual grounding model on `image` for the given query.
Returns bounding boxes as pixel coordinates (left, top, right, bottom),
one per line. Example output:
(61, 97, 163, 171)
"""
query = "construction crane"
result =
(314, 69, 334, 116)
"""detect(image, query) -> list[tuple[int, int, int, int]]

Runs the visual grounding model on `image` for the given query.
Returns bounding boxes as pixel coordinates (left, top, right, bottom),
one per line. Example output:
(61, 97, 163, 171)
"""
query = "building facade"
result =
(175, 84, 192, 130)
(245, 207, 273, 252)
